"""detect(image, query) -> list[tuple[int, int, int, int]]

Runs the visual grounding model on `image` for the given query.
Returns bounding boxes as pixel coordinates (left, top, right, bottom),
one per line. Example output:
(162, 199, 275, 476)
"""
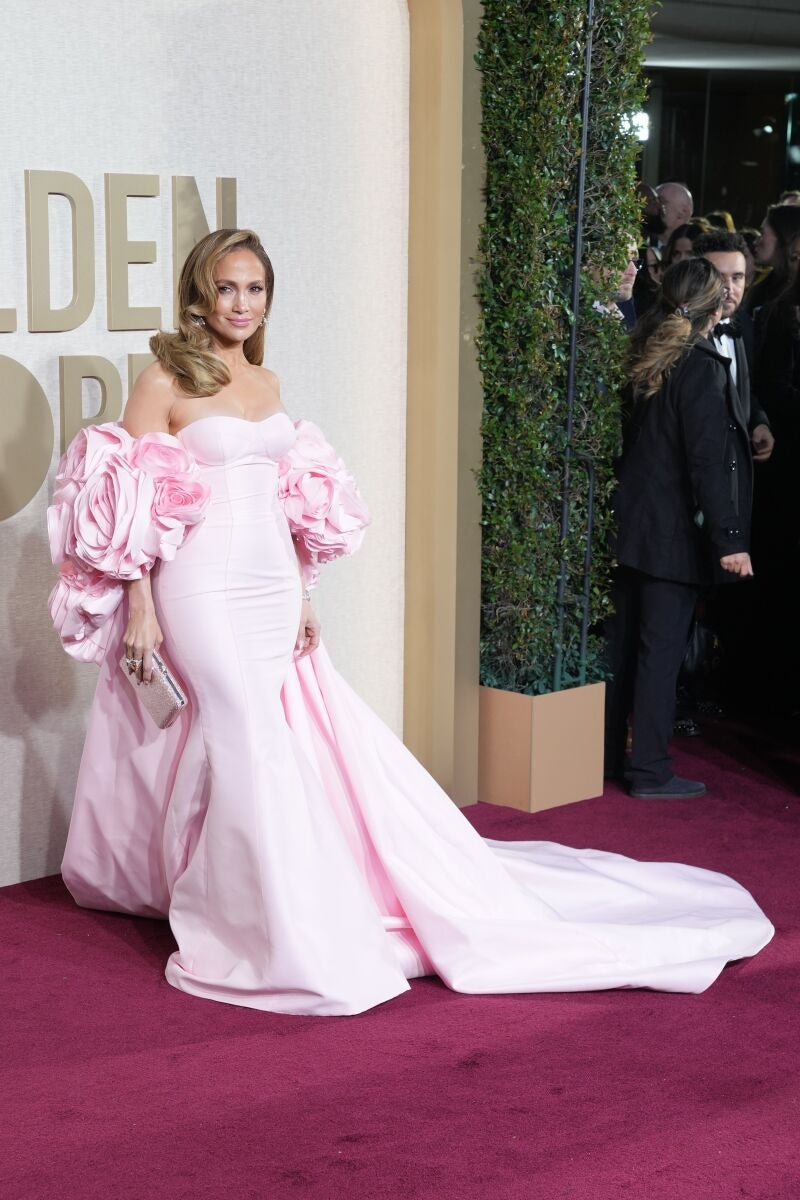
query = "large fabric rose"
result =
(47, 422, 211, 662)
(278, 420, 370, 568)
(49, 425, 135, 563)
(48, 563, 124, 663)
(66, 452, 157, 579)
(128, 432, 199, 480)
(125, 432, 209, 561)
(48, 424, 211, 579)
(151, 476, 211, 560)
(53, 423, 134, 504)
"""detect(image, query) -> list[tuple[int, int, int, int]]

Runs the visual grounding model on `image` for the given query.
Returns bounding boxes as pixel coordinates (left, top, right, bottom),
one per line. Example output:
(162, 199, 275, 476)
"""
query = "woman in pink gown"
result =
(48, 229, 774, 1016)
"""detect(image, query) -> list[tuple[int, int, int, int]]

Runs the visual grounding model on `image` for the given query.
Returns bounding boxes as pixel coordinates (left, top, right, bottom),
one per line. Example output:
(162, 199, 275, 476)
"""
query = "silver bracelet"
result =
(302, 588, 311, 602)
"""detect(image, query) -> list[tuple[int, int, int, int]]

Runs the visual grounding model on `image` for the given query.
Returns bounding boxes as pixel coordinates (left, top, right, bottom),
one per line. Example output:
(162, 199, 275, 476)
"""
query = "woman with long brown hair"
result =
(605, 258, 754, 799)
(662, 220, 709, 268)
(47, 232, 772, 1014)
(747, 203, 800, 312)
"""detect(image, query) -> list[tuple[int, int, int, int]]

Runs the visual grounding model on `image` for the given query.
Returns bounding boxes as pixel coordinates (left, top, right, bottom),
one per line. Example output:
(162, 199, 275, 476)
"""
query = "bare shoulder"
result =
(254, 366, 286, 412)
(131, 360, 178, 398)
(258, 366, 281, 394)
(123, 360, 179, 436)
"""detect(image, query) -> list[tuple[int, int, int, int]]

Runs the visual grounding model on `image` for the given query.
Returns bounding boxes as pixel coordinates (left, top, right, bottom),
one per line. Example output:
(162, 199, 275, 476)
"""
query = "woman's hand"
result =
(720, 552, 753, 577)
(295, 599, 321, 658)
(124, 577, 163, 683)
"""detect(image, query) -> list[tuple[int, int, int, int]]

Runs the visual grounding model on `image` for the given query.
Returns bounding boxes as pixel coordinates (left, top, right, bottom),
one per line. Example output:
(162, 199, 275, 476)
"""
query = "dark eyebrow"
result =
(214, 277, 265, 286)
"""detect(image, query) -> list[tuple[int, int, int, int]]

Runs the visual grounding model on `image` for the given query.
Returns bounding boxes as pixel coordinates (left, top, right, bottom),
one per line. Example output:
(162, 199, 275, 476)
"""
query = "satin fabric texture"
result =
(61, 413, 774, 1015)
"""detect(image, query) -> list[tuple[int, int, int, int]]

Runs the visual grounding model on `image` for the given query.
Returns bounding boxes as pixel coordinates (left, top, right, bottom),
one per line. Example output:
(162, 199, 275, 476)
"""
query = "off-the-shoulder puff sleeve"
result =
(47, 423, 210, 662)
(277, 420, 370, 590)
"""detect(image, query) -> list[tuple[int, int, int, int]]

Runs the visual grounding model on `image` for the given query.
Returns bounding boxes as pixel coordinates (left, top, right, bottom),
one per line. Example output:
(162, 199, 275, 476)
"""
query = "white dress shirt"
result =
(712, 331, 737, 388)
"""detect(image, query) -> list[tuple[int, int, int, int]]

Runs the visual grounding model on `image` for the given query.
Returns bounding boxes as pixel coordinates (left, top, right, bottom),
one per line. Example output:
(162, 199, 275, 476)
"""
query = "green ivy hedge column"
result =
(476, 0, 651, 695)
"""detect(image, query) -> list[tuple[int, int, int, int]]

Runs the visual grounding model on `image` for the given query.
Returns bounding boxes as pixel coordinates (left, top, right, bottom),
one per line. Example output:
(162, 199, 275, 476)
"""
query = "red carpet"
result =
(2, 731, 798, 1200)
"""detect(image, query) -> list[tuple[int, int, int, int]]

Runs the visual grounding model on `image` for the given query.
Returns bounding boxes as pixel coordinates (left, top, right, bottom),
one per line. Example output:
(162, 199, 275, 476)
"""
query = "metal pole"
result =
(553, 0, 595, 692)
(576, 452, 595, 683)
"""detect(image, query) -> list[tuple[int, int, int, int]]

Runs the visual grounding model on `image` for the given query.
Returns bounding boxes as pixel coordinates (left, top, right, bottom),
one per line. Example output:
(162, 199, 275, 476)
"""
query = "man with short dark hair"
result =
(691, 232, 774, 722)
(694, 230, 774, 462)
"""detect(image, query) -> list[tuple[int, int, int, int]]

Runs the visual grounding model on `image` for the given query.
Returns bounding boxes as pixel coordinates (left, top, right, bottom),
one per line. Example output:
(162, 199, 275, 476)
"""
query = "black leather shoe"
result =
(629, 775, 707, 799)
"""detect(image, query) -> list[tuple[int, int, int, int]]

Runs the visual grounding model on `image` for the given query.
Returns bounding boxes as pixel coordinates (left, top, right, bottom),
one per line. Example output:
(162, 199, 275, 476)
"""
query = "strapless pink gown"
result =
(61, 413, 773, 1014)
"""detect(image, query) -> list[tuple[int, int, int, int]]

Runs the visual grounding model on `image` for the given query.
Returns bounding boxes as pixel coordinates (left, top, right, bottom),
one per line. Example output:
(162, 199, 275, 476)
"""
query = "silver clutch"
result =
(119, 648, 187, 729)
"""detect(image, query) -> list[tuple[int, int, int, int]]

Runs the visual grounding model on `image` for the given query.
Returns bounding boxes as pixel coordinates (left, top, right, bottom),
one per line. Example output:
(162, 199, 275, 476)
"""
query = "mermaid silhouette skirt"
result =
(59, 415, 773, 1015)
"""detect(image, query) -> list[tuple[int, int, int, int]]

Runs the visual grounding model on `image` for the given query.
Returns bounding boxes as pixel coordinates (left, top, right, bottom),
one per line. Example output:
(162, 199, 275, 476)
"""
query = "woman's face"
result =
(755, 221, 778, 268)
(206, 249, 268, 345)
(789, 236, 800, 281)
(669, 238, 694, 264)
(645, 248, 663, 284)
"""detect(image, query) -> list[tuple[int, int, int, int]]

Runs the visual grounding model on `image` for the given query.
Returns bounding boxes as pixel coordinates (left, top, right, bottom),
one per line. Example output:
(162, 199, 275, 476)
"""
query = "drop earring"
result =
(193, 315, 206, 327)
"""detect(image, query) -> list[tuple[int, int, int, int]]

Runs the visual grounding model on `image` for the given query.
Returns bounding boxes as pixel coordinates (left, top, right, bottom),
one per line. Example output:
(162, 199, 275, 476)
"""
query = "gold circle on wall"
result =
(0, 355, 55, 521)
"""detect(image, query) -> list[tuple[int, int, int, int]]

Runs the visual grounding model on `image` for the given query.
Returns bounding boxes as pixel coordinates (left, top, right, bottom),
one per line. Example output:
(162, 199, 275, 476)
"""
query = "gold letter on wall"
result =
(25, 170, 95, 332)
(128, 352, 155, 392)
(105, 173, 161, 330)
(59, 356, 123, 452)
(0, 355, 54, 520)
(172, 176, 237, 289)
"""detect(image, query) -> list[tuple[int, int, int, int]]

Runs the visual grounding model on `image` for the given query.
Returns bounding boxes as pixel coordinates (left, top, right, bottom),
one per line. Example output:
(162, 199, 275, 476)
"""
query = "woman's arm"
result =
(122, 362, 175, 437)
(264, 370, 321, 659)
(292, 537, 320, 658)
(125, 575, 164, 683)
(122, 364, 175, 680)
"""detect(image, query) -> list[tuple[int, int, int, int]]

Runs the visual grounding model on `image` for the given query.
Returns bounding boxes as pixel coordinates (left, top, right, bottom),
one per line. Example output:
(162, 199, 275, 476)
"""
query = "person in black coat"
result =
(693, 232, 774, 712)
(695, 231, 774, 461)
(605, 258, 754, 799)
(749, 249, 800, 711)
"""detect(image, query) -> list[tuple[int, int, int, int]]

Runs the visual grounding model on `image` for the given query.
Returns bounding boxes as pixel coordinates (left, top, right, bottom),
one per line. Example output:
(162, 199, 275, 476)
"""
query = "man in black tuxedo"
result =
(694, 233, 774, 711)
(695, 231, 774, 462)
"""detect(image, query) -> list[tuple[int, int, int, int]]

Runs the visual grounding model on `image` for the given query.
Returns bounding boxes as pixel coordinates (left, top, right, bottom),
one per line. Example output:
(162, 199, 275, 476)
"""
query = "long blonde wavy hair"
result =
(627, 257, 725, 398)
(150, 229, 275, 396)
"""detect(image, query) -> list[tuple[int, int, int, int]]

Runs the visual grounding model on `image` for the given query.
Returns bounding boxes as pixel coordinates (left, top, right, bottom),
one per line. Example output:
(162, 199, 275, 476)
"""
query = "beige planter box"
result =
(478, 682, 605, 813)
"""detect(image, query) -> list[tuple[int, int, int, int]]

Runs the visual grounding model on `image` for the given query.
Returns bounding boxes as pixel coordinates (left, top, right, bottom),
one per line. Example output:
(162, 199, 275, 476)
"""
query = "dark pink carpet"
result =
(2, 731, 798, 1200)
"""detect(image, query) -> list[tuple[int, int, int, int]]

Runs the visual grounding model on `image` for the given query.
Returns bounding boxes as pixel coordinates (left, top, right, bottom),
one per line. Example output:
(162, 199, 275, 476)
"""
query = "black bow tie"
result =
(713, 320, 742, 339)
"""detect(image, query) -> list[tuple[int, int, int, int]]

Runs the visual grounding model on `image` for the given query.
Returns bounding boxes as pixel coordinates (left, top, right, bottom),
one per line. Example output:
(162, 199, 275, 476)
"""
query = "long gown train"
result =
(56, 414, 774, 1015)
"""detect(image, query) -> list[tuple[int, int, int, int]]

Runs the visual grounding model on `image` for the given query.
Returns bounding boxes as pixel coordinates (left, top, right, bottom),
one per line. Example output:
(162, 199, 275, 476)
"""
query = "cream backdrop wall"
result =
(0, 0, 409, 886)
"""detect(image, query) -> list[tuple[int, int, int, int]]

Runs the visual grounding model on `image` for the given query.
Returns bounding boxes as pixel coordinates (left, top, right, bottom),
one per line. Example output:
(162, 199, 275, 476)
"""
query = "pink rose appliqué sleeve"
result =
(47, 424, 210, 663)
(277, 420, 370, 589)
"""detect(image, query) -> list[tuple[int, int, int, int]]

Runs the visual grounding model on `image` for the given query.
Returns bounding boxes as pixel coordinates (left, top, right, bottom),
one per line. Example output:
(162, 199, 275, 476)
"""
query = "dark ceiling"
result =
(648, 1, 800, 70)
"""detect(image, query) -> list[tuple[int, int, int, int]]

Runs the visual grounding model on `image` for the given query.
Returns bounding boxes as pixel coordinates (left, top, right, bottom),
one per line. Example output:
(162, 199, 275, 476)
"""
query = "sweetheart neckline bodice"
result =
(174, 411, 292, 439)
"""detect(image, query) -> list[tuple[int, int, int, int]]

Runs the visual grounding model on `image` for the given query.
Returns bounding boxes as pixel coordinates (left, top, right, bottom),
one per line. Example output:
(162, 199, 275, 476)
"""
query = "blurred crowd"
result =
(633, 181, 800, 324)
(605, 181, 800, 731)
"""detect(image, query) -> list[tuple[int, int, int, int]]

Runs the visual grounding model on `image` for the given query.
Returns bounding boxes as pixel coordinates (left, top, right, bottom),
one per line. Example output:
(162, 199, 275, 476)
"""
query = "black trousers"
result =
(604, 566, 699, 789)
